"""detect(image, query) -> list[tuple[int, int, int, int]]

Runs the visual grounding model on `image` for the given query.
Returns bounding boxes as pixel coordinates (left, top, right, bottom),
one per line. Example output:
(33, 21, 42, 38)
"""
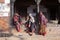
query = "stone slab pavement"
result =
(0, 23, 60, 40)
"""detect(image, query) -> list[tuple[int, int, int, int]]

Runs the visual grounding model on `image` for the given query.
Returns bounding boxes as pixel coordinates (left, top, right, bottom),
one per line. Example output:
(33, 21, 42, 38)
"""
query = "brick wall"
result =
(0, 0, 4, 3)
(0, 16, 10, 30)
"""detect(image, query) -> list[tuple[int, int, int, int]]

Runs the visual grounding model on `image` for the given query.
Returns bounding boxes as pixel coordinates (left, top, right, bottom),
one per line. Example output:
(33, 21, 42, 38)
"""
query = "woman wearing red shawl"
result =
(39, 11, 48, 36)
(13, 13, 21, 32)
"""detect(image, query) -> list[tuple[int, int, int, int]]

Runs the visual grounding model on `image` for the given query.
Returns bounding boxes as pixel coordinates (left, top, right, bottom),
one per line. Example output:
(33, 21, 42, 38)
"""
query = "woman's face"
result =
(40, 12, 43, 15)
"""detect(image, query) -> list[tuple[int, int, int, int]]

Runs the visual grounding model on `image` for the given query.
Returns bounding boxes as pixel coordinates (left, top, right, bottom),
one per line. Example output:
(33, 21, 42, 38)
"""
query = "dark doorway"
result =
(14, 0, 36, 17)
(40, 0, 59, 20)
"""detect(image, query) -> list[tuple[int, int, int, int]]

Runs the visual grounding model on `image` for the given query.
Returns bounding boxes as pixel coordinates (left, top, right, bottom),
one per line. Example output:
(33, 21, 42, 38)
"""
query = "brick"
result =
(0, 0, 4, 3)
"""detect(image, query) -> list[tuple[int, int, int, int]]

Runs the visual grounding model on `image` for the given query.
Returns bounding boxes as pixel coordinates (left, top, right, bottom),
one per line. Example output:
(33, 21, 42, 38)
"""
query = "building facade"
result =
(0, 0, 10, 31)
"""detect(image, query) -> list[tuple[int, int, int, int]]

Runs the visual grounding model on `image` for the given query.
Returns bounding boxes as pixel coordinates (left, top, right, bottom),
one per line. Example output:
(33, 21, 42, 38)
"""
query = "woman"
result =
(13, 13, 21, 32)
(25, 14, 36, 36)
(39, 11, 48, 36)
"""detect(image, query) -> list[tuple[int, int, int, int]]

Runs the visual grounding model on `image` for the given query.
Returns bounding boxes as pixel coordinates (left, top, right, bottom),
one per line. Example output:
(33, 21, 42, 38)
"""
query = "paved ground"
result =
(0, 21, 60, 40)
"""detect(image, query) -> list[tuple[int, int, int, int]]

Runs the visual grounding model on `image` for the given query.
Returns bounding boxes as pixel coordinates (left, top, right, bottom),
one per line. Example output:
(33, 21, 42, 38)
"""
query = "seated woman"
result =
(13, 13, 21, 32)
(25, 14, 36, 36)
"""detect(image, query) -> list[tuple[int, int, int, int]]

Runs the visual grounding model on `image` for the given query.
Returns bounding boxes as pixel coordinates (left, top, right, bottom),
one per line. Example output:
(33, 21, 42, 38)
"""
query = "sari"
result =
(39, 11, 48, 36)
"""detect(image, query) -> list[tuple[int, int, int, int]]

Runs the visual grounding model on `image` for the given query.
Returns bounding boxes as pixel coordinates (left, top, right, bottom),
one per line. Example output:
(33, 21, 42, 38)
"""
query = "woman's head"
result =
(29, 14, 32, 17)
(14, 13, 19, 16)
(40, 11, 43, 15)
